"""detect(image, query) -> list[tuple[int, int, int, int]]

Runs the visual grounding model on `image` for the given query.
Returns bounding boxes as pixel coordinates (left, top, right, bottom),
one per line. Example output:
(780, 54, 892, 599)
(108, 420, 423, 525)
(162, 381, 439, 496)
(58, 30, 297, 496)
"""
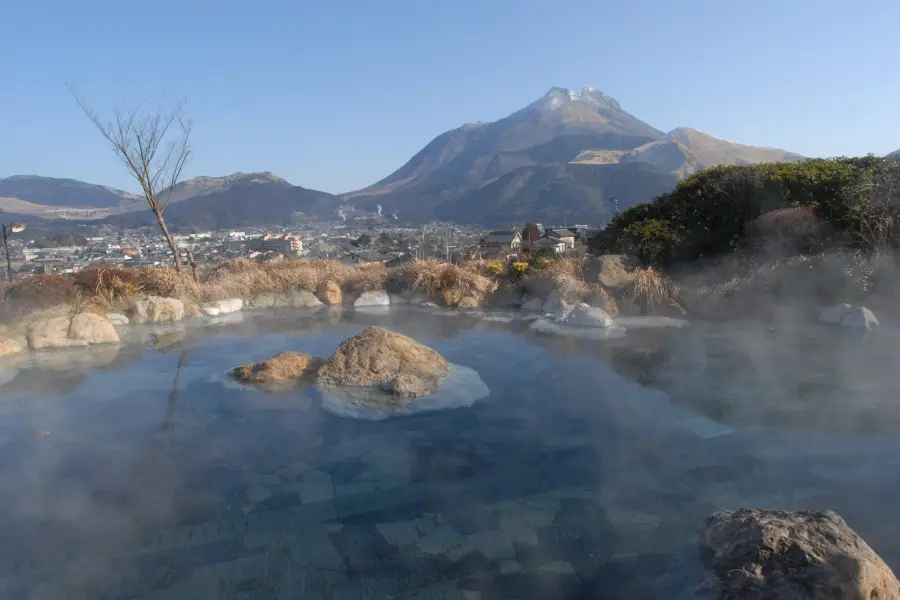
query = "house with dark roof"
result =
(480, 230, 522, 257)
(545, 228, 576, 250)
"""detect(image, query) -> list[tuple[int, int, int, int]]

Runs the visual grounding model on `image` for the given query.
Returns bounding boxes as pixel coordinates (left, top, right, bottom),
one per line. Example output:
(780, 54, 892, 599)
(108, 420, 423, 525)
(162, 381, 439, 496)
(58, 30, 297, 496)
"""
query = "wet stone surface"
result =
(0, 309, 899, 598)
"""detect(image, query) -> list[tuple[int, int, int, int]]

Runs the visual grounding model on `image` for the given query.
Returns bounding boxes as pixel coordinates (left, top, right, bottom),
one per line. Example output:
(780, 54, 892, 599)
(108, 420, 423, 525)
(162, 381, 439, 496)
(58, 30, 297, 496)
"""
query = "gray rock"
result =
(841, 306, 879, 330)
(199, 298, 243, 316)
(129, 296, 185, 324)
(819, 303, 852, 324)
(353, 290, 390, 307)
(26, 313, 119, 349)
(557, 303, 614, 328)
(542, 290, 572, 314)
(699, 508, 900, 600)
(819, 303, 879, 330)
(105, 312, 130, 326)
(290, 288, 325, 309)
(521, 295, 544, 311)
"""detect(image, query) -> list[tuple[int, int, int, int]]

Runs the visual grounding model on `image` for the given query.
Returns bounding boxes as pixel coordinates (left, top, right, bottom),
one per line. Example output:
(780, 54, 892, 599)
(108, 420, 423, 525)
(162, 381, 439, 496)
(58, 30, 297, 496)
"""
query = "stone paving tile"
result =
(467, 571, 585, 599)
(376, 520, 420, 547)
(135, 515, 249, 556)
(323, 565, 442, 600)
(276, 566, 348, 600)
(466, 530, 516, 560)
(299, 470, 335, 504)
(283, 525, 346, 571)
(329, 524, 402, 571)
(539, 560, 577, 575)
(498, 560, 523, 575)
(418, 524, 467, 556)
(243, 504, 338, 550)
(498, 513, 539, 547)
(336, 481, 380, 498)
(333, 483, 430, 522)
(402, 582, 467, 599)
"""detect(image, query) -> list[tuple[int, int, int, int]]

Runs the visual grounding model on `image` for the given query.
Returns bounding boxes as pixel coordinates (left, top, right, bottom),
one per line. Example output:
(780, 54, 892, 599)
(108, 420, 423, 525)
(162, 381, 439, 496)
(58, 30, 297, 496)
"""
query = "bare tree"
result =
(69, 85, 192, 272)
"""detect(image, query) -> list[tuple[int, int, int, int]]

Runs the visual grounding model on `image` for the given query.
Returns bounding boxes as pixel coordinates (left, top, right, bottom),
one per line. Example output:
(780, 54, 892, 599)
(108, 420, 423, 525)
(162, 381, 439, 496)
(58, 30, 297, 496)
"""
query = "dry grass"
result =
(522, 256, 595, 303)
(584, 283, 620, 317)
(1, 255, 614, 322)
(624, 267, 680, 312)
(392, 259, 498, 302)
(136, 266, 202, 301)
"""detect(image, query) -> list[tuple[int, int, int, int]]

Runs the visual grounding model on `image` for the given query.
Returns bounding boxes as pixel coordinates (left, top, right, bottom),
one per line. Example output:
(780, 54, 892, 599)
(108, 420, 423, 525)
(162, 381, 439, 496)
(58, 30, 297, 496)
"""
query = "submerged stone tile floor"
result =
(3, 421, 882, 600)
(4, 313, 900, 599)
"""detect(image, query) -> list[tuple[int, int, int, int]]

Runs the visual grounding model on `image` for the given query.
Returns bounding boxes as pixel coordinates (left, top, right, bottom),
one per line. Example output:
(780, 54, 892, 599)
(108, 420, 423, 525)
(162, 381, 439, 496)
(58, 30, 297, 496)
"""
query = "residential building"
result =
(545, 228, 576, 250)
(480, 230, 522, 257)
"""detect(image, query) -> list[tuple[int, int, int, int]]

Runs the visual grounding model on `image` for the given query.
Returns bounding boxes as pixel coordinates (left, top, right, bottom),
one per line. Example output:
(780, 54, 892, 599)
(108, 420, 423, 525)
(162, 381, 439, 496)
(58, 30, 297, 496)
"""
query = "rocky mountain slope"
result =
(4, 86, 806, 228)
(346, 87, 663, 201)
(104, 175, 339, 230)
(344, 88, 803, 224)
(572, 127, 805, 177)
(0, 172, 341, 230)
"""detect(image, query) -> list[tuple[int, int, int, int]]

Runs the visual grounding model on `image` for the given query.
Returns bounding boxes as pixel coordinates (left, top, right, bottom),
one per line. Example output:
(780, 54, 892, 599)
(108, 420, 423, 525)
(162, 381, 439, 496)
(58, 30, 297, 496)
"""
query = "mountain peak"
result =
(538, 86, 622, 111)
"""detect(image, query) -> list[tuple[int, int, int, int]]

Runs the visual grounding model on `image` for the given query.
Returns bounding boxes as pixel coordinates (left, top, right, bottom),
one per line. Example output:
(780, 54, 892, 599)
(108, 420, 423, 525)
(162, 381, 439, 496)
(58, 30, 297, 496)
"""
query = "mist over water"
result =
(1, 308, 899, 598)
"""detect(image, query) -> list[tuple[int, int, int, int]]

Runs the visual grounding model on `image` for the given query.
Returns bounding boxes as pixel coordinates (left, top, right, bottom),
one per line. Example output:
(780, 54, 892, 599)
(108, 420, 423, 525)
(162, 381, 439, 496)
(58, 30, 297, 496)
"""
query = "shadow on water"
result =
(0, 307, 898, 598)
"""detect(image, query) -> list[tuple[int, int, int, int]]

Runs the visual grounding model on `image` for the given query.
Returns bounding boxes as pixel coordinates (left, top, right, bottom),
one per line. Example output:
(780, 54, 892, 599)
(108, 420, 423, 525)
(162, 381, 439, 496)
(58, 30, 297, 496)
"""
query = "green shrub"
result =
(592, 155, 898, 266)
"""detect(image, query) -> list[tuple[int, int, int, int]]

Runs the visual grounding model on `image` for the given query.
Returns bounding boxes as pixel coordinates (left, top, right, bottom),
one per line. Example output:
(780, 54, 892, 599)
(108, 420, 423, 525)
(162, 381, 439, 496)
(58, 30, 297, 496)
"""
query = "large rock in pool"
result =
(699, 508, 900, 600)
(316, 326, 448, 396)
(27, 313, 120, 349)
(230, 351, 323, 384)
(353, 290, 390, 308)
(129, 296, 185, 324)
(558, 303, 615, 328)
(200, 298, 243, 317)
(819, 303, 879, 330)
(316, 280, 342, 305)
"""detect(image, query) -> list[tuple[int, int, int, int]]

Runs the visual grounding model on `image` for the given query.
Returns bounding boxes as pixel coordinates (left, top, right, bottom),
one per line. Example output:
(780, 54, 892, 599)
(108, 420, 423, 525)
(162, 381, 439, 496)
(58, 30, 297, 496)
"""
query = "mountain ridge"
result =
(3, 86, 808, 227)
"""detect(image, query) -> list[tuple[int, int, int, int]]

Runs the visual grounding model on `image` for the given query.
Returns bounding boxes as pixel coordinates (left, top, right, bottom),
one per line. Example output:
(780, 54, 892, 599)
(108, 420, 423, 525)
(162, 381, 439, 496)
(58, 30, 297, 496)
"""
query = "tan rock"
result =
(315, 326, 449, 397)
(230, 351, 323, 384)
(385, 372, 439, 397)
(457, 295, 480, 310)
(699, 508, 900, 600)
(69, 313, 119, 345)
(439, 288, 462, 307)
(26, 313, 119, 349)
(0, 337, 22, 356)
(316, 280, 342, 305)
(129, 296, 185, 324)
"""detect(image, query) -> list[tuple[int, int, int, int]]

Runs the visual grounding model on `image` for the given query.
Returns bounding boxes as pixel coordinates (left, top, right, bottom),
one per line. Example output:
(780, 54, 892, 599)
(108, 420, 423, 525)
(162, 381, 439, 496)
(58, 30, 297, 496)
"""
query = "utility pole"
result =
(610, 196, 620, 216)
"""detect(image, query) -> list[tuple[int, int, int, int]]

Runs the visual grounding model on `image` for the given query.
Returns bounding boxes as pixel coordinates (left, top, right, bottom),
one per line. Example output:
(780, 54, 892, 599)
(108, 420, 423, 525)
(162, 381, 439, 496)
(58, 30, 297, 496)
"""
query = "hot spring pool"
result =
(1, 308, 899, 599)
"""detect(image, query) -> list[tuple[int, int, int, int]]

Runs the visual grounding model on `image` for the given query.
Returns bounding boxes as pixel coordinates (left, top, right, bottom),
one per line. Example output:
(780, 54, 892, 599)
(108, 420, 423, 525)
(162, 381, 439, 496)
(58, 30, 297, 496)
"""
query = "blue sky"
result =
(2, 0, 898, 195)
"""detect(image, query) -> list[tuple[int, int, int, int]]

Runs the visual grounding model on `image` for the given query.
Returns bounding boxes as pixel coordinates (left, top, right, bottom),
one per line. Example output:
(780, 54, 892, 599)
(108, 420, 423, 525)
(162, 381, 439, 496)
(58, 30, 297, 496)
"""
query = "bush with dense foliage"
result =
(591, 156, 900, 266)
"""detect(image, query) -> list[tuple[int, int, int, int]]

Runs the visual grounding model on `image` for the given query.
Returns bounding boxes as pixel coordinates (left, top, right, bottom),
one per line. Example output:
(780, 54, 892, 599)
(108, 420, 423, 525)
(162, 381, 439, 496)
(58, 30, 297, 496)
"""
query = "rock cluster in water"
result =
(229, 326, 451, 399)
(27, 312, 119, 349)
(698, 508, 900, 600)
(315, 326, 449, 397)
(229, 351, 323, 384)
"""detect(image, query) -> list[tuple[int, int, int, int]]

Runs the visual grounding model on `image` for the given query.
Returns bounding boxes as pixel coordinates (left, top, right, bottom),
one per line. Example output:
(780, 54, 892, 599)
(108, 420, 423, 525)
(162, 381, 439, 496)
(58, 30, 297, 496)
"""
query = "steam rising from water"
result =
(1, 299, 900, 597)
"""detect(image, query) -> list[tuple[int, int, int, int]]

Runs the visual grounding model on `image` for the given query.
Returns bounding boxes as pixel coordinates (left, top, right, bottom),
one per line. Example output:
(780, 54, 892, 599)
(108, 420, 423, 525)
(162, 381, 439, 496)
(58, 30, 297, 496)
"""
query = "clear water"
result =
(1, 308, 899, 599)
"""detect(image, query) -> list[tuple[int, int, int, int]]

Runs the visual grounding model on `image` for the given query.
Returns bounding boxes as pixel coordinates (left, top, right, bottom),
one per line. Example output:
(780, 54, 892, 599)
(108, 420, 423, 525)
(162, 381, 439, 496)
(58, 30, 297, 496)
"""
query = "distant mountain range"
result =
(1, 86, 813, 229)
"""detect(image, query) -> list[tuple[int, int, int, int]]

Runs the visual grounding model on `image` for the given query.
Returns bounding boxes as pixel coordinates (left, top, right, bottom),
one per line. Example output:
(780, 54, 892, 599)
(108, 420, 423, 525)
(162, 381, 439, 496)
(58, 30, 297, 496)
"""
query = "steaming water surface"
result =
(1, 308, 900, 599)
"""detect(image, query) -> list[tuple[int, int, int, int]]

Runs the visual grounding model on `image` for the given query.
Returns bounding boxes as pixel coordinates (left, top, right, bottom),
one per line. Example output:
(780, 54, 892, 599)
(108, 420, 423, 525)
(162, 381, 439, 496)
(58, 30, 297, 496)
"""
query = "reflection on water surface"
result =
(1, 308, 899, 599)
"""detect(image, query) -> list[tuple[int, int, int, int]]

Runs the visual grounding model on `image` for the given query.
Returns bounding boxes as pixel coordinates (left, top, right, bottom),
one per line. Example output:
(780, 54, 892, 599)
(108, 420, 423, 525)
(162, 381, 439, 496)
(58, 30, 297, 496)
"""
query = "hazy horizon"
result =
(3, 0, 899, 196)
